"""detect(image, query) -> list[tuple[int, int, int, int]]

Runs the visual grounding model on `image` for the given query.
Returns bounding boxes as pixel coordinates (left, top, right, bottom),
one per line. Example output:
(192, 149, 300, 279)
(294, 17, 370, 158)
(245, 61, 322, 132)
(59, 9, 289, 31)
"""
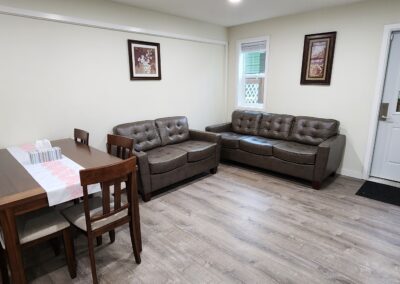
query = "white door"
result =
(371, 32, 400, 182)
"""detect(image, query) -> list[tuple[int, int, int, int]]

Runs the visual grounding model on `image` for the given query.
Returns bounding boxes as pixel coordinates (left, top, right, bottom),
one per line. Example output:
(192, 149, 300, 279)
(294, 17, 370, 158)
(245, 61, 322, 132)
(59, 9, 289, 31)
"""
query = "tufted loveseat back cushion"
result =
(259, 114, 295, 140)
(155, 116, 190, 146)
(290, 116, 339, 146)
(113, 120, 161, 152)
(231, 110, 262, 135)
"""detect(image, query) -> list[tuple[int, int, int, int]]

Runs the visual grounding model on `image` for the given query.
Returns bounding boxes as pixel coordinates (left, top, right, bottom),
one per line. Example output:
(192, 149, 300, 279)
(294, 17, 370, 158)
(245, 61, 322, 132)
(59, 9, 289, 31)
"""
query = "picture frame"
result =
(128, 39, 162, 80)
(300, 32, 336, 85)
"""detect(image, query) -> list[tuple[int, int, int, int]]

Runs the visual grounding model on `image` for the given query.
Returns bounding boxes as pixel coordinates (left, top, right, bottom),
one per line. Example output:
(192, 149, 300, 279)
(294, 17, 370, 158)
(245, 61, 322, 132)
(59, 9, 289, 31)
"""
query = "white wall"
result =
(0, 0, 227, 41)
(228, 0, 400, 179)
(0, 0, 227, 151)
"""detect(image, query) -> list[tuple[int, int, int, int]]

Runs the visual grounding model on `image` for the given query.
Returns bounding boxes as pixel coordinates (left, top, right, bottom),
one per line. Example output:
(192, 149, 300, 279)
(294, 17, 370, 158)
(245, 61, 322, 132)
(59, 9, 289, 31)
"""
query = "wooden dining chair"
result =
(106, 134, 133, 159)
(0, 208, 76, 283)
(74, 128, 89, 145)
(62, 157, 141, 284)
(73, 128, 90, 205)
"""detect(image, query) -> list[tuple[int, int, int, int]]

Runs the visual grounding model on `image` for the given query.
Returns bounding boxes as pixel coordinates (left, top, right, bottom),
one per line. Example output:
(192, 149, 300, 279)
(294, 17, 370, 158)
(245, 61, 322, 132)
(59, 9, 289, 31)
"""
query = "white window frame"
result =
(236, 36, 270, 110)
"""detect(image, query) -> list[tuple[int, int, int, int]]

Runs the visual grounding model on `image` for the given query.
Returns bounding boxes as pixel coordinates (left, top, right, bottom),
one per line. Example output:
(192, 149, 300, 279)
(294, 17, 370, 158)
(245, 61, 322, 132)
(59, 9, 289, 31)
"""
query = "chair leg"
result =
(0, 246, 9, 284)
(87, 236, 98, 284)
(50, 237, 61, 256)
(62, 228, 76, 279)
(109, 230, 115, 243)
(129, 221, 141, 264)
(96, 236, 102, 246)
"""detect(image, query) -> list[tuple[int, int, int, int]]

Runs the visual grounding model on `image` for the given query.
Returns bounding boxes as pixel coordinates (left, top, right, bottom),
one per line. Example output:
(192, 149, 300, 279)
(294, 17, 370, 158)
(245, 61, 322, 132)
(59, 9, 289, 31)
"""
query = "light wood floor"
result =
(22, 163, 400, 283)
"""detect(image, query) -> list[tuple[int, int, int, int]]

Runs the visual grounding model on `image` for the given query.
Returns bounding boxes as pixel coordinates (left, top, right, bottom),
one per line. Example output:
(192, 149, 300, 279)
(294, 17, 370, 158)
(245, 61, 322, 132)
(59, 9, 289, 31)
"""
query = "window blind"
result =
(241, 40, 266, 53)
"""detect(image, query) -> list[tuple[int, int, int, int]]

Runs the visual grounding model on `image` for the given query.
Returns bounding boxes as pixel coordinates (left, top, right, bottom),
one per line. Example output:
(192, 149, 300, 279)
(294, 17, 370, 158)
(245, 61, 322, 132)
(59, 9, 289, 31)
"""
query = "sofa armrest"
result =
(189, 130, 221, 165)
(205, 123, 232, 133)
(313, 134, 346, 184)
(189, 130, 221, 144)
(132, 150, 151, 196)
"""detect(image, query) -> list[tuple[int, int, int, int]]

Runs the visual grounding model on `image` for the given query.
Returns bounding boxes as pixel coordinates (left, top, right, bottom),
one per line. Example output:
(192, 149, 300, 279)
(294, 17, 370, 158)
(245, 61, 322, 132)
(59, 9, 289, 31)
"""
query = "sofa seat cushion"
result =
(220, 132, 249, 149)
(239, 136, 281, 156)
(273, 142, 318, 165)
(147, 146, 187, 174)
(171, 140, 216, 162)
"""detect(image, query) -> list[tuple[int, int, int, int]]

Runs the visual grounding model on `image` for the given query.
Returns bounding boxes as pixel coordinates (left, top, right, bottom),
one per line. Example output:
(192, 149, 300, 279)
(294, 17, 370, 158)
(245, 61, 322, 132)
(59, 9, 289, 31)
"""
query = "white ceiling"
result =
(111, 0, 365, 27)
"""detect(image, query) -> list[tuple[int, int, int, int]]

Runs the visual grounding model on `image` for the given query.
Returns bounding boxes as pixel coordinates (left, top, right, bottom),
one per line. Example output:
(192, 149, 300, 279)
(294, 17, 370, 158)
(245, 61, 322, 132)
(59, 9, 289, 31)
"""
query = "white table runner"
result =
(7, 143, 100, 206)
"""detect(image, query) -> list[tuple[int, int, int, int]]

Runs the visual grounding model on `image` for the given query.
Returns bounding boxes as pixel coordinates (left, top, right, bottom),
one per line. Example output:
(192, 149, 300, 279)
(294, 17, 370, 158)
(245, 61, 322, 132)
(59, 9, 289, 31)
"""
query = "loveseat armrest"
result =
(133, 150, 152, 199)
(189, 130, 221, 144)
(313, 134, 346, 188)
(205, 123, 232, 133)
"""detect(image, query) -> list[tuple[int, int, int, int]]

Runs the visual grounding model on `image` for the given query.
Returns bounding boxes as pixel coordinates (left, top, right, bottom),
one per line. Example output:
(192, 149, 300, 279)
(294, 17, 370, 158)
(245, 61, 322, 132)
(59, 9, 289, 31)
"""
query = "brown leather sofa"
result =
(206, 110, 345, 189)
(114, 116, 221, 201)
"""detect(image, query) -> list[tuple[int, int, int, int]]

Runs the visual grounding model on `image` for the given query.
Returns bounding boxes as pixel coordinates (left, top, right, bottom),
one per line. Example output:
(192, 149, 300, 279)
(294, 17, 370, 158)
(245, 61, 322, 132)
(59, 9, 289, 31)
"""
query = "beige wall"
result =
(228, 0, 400, 178)
(0, 1, 227, 151)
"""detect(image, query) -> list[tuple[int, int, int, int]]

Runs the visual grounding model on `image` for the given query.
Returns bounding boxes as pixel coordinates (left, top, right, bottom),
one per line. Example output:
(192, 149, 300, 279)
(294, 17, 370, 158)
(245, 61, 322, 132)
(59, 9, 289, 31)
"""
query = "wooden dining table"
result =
(0, 138, 142, 283)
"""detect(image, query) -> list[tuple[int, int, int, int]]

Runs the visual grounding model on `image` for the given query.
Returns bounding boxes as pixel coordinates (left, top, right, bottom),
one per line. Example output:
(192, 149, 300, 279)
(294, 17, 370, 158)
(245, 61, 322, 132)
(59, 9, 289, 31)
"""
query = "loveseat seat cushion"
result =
(171, 140, 216, 162)
(113, 120, 161, 152)
(147, 146, 187, 174)
(259, 114, 294, 140)
(273, 142, 318, 165)
(239, 136, 281, 156)
(220, 132, 249, 149)
(155, 117, 190, 146)
(290, 116, 339, 146)
(231, 110, 262, 135)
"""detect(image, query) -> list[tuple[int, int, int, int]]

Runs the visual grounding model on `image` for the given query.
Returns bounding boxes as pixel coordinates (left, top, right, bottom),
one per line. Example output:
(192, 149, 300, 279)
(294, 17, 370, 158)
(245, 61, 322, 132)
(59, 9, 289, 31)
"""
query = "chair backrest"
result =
(74, 128, 90, 145)
(79, 157, 137, 233)
(106, 134, 134, 160)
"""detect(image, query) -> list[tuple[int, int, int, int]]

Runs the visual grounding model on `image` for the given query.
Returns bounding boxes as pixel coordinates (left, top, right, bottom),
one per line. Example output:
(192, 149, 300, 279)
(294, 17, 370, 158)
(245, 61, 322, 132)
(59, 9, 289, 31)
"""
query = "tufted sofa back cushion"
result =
(231, 110, 262, 135)
(155, 116, 190, 146)
(113, 120, 161, 152)
(259, 114, 294, 140)
(290, 116, 339, 146)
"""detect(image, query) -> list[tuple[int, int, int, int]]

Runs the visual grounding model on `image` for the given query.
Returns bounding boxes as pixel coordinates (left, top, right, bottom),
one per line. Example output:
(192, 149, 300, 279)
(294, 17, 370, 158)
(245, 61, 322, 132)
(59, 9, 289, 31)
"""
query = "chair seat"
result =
(0, 208, 69, 248)
(171, 140, 216, 162)
(273, 142, 318, 165)
(239, 136, 281, 156)
(62, 197, 128, 232)
(147, 146, 187, 174)
(220, 132, 249, 149)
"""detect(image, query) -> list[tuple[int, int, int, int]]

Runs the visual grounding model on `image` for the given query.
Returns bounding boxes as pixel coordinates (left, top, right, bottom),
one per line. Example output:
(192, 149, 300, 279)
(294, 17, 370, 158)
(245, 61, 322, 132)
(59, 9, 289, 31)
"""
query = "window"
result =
(237, 38, 268, 109)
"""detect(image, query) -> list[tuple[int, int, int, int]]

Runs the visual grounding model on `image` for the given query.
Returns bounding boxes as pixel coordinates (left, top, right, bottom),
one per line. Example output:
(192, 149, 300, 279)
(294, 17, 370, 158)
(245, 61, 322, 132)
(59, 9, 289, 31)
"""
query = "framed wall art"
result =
(300, 32, 336, 85)
(128, 39, 161, 80)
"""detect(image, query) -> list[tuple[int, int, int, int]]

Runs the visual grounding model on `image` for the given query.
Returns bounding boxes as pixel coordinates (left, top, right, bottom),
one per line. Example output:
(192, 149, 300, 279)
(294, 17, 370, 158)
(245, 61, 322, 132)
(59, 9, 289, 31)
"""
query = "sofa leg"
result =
(210, 167, 218, 174)
(312, 181, 321, 190)
(142, 193, 151, 202)
(330, 172, 337, 177)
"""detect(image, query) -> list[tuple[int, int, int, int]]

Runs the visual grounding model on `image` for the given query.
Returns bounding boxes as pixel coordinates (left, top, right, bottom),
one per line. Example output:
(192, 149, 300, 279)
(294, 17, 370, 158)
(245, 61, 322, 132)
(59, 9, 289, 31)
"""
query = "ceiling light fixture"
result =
(228, 0, 242, 4)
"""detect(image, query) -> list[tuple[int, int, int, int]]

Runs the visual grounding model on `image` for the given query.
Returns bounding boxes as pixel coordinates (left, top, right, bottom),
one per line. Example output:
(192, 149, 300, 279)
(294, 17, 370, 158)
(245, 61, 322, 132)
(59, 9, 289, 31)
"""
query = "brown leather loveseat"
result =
(206, 110, 345, 189)
(114, 116, 221, 201)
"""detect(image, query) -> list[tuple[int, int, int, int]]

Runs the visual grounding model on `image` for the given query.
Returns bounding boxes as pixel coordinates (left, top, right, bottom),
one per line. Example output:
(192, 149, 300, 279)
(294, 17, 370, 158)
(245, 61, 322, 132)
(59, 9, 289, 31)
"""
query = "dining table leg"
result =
(0, 209, 26, 284)
(133, 172, 142, 252)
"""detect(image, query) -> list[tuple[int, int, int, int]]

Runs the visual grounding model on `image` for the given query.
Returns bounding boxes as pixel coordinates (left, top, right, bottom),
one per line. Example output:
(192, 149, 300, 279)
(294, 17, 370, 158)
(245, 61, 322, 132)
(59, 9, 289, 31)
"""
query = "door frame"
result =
(363, 23, 400, 180)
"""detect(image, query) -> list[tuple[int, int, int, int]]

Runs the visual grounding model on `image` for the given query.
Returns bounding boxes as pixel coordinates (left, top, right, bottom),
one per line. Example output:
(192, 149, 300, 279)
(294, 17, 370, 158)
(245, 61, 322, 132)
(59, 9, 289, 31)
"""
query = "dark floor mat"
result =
(356, 181, 400, 206)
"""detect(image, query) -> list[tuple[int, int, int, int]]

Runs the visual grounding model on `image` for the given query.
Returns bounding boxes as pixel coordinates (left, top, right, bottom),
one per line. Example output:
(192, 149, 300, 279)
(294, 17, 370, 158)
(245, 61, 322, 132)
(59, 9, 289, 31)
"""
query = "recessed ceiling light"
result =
(228, 0, 242, 4)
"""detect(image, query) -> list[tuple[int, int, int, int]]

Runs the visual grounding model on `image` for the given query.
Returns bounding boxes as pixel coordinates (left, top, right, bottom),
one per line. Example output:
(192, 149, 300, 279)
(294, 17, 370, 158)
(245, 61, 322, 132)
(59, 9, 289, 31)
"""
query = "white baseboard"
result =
(338, 168, 363, 180)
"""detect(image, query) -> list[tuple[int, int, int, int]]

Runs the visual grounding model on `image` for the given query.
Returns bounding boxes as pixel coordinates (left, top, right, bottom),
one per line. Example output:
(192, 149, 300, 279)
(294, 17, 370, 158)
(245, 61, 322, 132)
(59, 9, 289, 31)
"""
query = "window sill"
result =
(236, 104, 265, 111)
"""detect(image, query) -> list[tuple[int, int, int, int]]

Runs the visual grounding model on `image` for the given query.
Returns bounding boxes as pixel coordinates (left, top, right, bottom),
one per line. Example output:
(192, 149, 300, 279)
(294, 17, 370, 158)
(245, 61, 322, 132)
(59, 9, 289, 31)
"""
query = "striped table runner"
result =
(7, 144, 100, 206)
